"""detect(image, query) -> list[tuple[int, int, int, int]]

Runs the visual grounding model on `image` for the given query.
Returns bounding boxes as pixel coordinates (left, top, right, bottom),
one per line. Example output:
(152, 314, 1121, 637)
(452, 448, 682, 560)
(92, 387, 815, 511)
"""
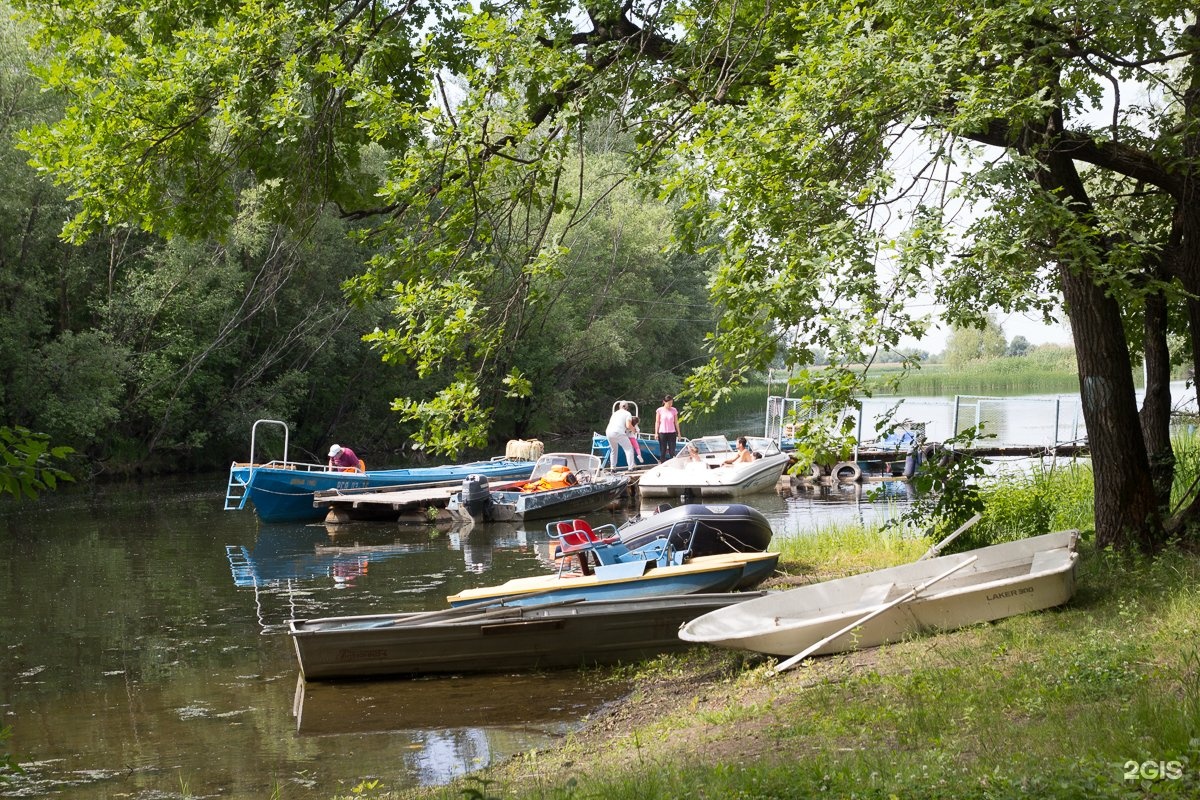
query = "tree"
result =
(944, 316, 1009, 367)
(1007, 336, 1032, 358)
(13, 0, 1200, 549)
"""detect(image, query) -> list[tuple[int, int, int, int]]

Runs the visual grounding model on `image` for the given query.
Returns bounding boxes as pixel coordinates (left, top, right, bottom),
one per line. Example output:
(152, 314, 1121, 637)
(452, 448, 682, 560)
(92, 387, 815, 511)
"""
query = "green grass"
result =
(877, 355, 1083, 396)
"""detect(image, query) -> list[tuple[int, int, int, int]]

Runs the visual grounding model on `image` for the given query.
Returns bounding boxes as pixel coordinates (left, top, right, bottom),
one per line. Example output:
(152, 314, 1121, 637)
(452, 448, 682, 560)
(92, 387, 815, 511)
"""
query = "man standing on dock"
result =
(655, 395, 682, 460)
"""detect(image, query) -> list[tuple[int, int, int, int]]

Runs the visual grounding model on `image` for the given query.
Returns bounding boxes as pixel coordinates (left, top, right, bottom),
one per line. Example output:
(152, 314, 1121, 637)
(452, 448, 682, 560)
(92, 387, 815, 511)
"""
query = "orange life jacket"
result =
(521, 465, 575, 493)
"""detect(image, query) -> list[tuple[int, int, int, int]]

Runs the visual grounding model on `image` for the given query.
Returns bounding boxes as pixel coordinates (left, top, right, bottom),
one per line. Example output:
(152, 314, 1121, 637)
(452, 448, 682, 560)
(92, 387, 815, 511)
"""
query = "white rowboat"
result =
(679, 530, 1079, 658)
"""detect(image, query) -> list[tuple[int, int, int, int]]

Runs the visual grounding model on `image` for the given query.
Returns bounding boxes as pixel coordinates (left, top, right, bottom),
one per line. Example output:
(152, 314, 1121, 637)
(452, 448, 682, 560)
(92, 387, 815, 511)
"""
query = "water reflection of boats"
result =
(225, 525, 433, 587)
(292, 672, 618, 735)
(292, 675, 599, 786)
(290, 593, 766, 680)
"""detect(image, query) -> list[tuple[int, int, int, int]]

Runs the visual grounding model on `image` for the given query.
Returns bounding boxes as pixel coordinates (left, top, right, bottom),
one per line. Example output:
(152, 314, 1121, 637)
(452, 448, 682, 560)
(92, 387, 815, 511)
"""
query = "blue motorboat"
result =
(445, 518, 778, 607)
(224, 420, 535, 523)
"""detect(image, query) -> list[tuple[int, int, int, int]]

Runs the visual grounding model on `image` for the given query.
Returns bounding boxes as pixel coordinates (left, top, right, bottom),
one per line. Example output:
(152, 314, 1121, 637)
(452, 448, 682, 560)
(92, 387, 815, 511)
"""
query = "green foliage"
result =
(0, 426, 73, 500)
(951, 462, 1096, 551)
(943, 314, 1009, 368)
(901, 426, 990, 535)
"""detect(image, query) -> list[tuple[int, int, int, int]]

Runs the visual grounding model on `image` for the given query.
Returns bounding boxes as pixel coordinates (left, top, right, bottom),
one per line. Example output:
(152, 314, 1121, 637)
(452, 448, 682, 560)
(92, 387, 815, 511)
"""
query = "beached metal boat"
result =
(224, 420, 535, 523)
(445, 452, 629, 523)
(289, 592, 765, 680)
(679, 530, 1079, 661)
(638, 436, 792, 498)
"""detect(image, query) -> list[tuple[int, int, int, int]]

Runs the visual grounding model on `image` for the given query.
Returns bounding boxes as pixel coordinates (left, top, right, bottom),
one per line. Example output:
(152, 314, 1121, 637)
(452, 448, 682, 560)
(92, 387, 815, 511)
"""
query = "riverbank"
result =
(394, 527, 1200, 800)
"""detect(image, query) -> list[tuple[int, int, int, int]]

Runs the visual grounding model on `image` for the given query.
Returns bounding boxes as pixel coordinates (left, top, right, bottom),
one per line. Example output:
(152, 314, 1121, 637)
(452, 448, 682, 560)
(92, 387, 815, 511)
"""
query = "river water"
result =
(0, 468, 912, 799)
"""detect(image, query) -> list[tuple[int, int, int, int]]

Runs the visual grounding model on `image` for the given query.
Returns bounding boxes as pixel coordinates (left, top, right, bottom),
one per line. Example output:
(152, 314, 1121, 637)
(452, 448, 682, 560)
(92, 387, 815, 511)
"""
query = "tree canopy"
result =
(13, 0, 1200, 549)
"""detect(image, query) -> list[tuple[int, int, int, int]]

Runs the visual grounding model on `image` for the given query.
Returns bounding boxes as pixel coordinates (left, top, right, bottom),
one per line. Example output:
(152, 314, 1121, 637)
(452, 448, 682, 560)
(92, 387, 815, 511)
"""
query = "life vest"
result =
(521, 465, 576, 493)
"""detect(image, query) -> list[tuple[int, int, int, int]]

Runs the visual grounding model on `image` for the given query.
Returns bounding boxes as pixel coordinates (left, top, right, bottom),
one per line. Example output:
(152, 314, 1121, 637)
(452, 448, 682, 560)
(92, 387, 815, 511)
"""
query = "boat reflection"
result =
(292, 672, 627, 785)
(293, 672, 622, 735)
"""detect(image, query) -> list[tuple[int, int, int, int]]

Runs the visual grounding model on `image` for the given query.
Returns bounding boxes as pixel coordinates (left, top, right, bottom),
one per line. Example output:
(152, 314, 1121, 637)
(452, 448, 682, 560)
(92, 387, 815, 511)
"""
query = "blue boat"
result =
(446, 518, 778, 607)
(224, 420, 536, 523)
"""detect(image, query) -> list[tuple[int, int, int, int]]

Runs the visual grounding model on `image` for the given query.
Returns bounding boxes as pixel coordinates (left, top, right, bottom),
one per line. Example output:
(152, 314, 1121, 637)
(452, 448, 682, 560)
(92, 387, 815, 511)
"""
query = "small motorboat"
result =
(446, 518, 779, 607)
(446, 452, 629, 522)
(288, 592, 766, 680)
(618, 502, 774, 558)
(638, 435, 792, 498)
(680, 530, 1079, 661)
(224, 419, 535, 523)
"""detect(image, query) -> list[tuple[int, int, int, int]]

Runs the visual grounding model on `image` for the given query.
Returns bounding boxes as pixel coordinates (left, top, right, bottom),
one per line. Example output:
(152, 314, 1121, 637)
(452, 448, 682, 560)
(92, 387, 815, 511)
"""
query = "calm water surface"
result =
(0, 472, 908, 799)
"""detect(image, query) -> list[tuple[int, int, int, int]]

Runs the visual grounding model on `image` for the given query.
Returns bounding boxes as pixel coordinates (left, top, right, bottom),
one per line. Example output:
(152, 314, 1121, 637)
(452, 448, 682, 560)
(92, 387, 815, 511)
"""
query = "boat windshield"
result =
(528, 452, 603, 480)
(690, 436, 732, 455)
(745, 436, 781, 455)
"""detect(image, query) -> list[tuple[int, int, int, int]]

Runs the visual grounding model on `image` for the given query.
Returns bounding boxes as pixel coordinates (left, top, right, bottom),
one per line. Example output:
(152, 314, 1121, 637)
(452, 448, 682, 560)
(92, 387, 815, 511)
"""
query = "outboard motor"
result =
(460, 474, 492, 518)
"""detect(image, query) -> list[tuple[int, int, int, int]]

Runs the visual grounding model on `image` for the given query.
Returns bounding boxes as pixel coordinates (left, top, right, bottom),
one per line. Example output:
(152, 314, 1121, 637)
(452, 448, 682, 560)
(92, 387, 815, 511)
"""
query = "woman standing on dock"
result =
(655, 395, 682, 459)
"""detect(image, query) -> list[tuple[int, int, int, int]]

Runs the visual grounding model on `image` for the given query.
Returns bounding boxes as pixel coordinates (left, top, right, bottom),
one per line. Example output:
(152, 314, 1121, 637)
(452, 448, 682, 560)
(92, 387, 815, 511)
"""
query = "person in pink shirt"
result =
(654, 395, 682, 459)
(327, 443, 363, 471)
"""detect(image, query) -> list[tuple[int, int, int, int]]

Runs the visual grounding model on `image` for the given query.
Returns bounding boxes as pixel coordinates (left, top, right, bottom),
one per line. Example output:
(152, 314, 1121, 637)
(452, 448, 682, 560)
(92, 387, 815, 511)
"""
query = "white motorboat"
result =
(638, 435, 792, 498)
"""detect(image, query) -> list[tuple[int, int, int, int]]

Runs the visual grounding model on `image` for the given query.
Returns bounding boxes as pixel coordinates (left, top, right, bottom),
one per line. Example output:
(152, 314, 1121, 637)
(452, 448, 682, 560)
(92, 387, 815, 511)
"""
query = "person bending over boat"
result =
(605, 402, 636, 469)
(723, 437, 755, 466)
(327, 443, 364, 471)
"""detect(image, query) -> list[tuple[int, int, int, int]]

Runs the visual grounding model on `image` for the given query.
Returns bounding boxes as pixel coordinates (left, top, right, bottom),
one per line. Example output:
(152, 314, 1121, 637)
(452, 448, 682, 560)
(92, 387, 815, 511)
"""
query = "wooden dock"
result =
(314, 483, 462, 524)
(313, 469, 647, 525)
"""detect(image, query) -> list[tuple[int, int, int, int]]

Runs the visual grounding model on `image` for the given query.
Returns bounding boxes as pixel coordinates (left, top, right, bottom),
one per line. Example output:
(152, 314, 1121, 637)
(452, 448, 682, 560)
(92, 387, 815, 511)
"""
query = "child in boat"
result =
(629, 417, 643, 464)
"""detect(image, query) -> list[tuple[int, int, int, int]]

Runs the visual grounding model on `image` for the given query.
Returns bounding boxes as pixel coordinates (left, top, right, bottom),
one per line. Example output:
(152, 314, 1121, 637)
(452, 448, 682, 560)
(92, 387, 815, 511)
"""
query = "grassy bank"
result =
(391, 467, 1199, 800)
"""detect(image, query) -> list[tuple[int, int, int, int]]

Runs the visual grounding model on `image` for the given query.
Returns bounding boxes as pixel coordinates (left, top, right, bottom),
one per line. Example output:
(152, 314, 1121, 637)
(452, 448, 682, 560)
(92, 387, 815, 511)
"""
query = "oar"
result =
(772, 555, 978, 674)
(917, 512, 982, 561)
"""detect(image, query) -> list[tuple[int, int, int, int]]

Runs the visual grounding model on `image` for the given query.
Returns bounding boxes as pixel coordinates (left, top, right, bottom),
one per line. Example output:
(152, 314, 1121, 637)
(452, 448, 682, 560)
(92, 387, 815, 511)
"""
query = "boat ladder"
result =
(224, 419, 291, 512)
(224, 466, 250, 511)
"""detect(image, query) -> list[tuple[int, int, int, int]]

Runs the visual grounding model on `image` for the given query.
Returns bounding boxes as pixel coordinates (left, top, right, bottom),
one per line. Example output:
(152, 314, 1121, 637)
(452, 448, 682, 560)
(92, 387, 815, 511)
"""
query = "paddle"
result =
(917, 512, 982, 561)
(772, 555, 979, 674)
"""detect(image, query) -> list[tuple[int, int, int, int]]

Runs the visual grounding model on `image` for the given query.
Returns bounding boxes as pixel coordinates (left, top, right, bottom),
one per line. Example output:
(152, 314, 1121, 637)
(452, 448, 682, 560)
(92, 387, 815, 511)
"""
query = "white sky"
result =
(902, 307, 1073, 355)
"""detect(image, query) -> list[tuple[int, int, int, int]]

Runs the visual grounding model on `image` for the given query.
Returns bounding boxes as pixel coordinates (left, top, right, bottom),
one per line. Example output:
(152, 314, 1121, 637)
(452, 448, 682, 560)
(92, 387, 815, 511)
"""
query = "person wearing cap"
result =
(654, 395, 682, 459)
(327, 443, 363, 471)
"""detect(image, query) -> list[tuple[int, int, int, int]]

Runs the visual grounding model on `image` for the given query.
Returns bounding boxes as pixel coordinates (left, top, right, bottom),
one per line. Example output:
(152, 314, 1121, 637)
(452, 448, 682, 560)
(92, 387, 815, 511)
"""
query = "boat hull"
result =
(229, 459, 535, 523)
(619, 503, 773, 557)
(447, 551, 779, 607)
(680, 530, 1079, 657)
(290, 592, 766, 680)
(448, 476, 629, 522)
(638, 452, 791, 497)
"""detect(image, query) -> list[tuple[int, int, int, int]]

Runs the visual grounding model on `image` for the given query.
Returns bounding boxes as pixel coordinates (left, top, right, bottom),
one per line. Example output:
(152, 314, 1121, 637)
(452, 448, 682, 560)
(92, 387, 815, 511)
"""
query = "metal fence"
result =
(765, 394, 1089, 450)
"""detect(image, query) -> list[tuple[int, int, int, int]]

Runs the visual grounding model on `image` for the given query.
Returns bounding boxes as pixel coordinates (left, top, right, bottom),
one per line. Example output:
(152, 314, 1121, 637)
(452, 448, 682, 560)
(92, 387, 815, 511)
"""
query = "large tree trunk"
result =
(1060, 265, 1161, 550)
(1033, 114, 1163, 550)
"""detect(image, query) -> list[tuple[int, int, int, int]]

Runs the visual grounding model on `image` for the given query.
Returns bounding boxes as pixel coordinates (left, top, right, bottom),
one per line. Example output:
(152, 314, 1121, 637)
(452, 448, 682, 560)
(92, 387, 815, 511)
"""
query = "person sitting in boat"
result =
(722, 436, 755, 466)
(679, 442, 703, 462)
(327, 443, 364, 472)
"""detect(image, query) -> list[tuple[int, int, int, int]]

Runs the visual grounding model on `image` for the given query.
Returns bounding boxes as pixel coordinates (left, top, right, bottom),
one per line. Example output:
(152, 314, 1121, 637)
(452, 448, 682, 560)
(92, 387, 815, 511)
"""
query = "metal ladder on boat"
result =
(224, 419, 290, 511)
(224, 469, 250, 511)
